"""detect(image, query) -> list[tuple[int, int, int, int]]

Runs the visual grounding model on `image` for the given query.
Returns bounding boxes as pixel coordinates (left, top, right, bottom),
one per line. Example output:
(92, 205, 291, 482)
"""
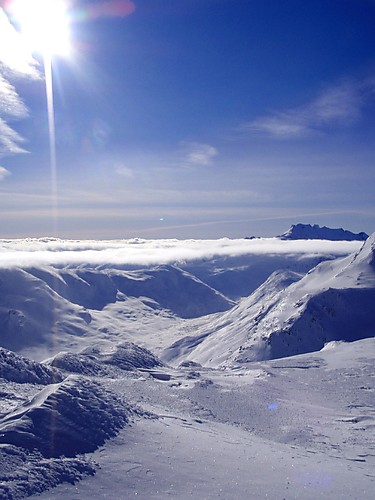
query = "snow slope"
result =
(28, 264, 234, 317)
(0, 376, 130, 457)
(162, 269, 304, 366)
(0, 267, 96, 355)
(107, 265, 234, 318)
(164, 234, 375, 366)
(0, 263, 234, 362)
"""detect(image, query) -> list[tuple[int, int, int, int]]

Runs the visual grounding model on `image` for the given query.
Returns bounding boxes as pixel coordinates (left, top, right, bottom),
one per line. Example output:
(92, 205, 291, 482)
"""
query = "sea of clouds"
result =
(0, 237, 363, 268)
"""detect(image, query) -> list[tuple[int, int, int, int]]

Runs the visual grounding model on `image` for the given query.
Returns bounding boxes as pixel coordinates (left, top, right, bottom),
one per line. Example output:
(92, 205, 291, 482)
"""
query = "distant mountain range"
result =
(278, 223, 368, 241)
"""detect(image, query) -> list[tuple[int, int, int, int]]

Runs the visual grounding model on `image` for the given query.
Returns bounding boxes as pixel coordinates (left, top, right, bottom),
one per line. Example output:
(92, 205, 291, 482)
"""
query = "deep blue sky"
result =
(1, 0, 375, 238)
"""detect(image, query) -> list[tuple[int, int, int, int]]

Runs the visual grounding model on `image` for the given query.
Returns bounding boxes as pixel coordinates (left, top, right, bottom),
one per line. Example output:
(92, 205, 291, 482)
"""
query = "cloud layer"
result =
(0, 237, 362, 268)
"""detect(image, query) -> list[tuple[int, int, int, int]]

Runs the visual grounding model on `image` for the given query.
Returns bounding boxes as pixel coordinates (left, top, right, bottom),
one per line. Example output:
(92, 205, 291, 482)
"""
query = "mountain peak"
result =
(279, 223, 368, 241)
(348, 231, 375, 270)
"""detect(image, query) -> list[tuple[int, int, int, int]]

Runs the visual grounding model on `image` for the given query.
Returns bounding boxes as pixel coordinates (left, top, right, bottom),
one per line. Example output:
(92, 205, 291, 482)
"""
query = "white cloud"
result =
(0, 75, 28, 118)
(0, 165, 10, 181)
(0, 8, 40, 158)
(0, 9, 40, 79)
(0, 118, 27, 155)
(183, 142, 218, 166)
(245, 80, 369, 138)
(115, 164, 135, 178)
(0, 237, 362, 268)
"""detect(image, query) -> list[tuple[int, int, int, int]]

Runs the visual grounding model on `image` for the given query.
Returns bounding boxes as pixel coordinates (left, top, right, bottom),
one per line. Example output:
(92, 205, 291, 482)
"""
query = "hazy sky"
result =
(0, 0, 374, 239)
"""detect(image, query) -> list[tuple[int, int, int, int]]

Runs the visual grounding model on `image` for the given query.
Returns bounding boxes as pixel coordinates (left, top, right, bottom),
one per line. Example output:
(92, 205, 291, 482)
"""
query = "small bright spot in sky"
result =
(268, 403, 278, 410)
(8, 0, 71, 57)
(160, 218, 164, 222)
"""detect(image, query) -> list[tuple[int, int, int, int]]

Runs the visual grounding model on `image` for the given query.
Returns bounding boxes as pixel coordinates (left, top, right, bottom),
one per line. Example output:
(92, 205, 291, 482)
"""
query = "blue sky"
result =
(0, 0, 375, 239)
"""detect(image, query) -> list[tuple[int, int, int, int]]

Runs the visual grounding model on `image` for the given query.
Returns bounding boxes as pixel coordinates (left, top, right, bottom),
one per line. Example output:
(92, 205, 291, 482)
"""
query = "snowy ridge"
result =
(0, 376, 131, 458)
(279, 223, 368, 241)
(46, 342, 162, 374)
(0, 348, 62, 384)
(28, 264, 234, 318)
(164, 234, 375, 366)
(162, 269, 303, 366)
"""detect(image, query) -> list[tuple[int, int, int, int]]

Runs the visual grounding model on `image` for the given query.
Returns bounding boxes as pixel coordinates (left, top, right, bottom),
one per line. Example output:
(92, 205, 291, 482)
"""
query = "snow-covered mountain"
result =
(279, 223, 368, 241)
(0, 267, 95, 355)
(163, 233, 375, 366)
(0, 263, 235, 362)
(28, 264, 234, 318)
(0, 234, 374, 498)
(106, 265, 234, 318)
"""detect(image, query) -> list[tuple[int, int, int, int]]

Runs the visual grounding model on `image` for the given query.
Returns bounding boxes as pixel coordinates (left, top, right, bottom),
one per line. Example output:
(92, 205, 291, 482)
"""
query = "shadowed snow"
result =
(0, 376, 131, 457)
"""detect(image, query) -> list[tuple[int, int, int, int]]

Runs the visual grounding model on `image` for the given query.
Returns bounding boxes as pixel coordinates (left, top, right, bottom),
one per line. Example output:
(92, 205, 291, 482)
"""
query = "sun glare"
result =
(9, 0, 71, 57)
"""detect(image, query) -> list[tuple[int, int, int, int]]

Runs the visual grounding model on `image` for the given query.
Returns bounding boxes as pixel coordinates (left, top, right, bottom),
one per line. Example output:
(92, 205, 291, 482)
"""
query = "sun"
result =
(8, 0, 71, 57)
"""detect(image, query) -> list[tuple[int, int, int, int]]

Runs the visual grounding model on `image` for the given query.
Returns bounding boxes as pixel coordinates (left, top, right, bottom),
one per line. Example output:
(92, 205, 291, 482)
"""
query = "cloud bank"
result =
(0, 237, 362, 268)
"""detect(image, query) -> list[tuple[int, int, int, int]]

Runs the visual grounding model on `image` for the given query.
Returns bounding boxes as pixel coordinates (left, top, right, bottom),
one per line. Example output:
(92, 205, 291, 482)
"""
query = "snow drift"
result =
(0, 347, 62, 384)
(46, 342, 162, 374)
(0, 376, 131, 457)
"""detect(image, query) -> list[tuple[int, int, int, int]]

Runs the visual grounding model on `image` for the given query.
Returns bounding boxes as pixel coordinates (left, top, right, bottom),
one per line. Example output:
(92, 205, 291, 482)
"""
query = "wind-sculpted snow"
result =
(45, 342, 162, 374)
(0, 348, 62, 384)
(0, 446, 95, 499)
(0, 376, 131, 458)
(80, 342, 163, 371)
(45, 351, 107, 376)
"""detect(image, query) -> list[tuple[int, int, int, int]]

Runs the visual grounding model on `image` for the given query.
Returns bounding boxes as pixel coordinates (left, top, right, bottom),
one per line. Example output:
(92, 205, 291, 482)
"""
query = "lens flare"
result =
(8, 0, 71, 57)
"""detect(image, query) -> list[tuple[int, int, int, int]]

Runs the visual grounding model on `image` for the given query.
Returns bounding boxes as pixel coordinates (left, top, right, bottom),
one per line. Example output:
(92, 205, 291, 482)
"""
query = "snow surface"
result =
(0, 234, 373, 497)
(36, 338, 375, 499)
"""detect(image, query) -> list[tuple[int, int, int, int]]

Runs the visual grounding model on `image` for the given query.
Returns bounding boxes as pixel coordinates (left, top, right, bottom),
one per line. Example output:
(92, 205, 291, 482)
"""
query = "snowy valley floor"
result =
(33, 338, 375, 499)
